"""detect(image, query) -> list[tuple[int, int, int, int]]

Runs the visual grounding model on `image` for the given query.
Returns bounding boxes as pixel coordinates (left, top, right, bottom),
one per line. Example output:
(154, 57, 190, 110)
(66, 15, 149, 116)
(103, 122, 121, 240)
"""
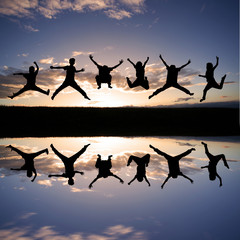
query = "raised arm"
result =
(161, 175, 171, 189)
(159, 55, 169, 68)
(112, 174, 124, 184)
(128, 175, 137, 185)
(198, 74, 206, 78)
(31, 169, 37, 182)
(89, 55, 100, 67)
(180, 172, 193, 183)
(89, 176, 100, 189)
(143, 57, 149, 67)
(34, 61, 39, 74)
(213, 56, 219, 70)
(179, 59, 191, 70)
(111, 59, 123, 70)
(149, 144, 165, 156)
(216, 173, 222, 187)
(127, 58, 135, 67)
(144, 176, 151, 186)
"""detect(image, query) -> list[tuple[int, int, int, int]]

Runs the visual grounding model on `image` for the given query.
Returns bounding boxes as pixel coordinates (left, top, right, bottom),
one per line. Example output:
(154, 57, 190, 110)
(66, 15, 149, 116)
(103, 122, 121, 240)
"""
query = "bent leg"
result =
(141, 77, 149, 90)
(200, 83, 212, 102)
(214, 75, 226, 90)
(96, 75, 101, 89)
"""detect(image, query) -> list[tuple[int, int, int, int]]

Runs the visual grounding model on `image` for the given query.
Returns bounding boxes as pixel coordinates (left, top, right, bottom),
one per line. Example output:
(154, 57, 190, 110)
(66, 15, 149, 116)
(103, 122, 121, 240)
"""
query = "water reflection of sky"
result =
(0, 137, 240, 240)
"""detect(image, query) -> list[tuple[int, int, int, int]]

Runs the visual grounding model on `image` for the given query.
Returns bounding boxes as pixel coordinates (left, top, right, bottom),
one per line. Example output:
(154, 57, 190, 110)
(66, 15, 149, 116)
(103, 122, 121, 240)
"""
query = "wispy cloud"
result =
(0, 0, 146, 20)
(17, 53, 29, 57)
(24, 24, 39, 32)
(174, 97, 194, 102)
(39, 57, 54, 64)
(72, 50, 94, 57)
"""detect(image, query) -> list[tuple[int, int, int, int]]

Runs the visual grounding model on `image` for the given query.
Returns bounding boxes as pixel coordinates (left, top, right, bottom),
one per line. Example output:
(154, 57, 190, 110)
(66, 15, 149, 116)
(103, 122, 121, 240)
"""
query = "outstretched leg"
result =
(200, 83, 212, 102)
(70, 82, 90, 100)
(173, 83, 194, 96)
(8, 86, 29, 99)
(126, 77, 140, 88)
(148, 84, 170, 99)
(202, 142, 214, 160)
(31, 148, 49, 159)
(174, 148, 195, 161)
(70, 144, 90, 162)
(141, 77, 150, 90)
(32, 85, 50, 96)
(51, 82, 68, 100)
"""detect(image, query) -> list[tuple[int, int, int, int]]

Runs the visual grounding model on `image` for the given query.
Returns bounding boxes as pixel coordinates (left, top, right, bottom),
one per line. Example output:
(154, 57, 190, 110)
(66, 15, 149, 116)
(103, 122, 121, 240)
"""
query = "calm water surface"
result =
(0, 136, 239, 240)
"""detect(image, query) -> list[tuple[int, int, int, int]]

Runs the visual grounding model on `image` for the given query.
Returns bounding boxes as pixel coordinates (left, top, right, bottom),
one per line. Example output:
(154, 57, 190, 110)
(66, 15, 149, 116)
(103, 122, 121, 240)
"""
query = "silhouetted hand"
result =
(6, 145, 13, 150)
(119, 59, 123, 64)
(34, 61, 37, 65)
(190, 180, 194, 184)
(80, 172, 84, 175)
(187, 59, 191, 64)
(85, 144, 90, 147)
(89, 54, 93, 59)
(80, 68, 85, 72)
(50, 66, 54, 69)
(219, 182, 222, 187)
(161, 184, 164, 189)
(190, 148, 196, 151)
(127, 58, 130, 61)
(159, 54, 162, 59)
(216, 56, 219, 60)
(120, 179, 124, 184)
(89, 184, 93, 189)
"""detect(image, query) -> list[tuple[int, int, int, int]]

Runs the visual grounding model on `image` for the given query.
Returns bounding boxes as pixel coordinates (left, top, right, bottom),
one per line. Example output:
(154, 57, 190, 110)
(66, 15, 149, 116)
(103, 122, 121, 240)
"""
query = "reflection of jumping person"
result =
(126, 57, 150, 90)
(150, 145, 195, 188)
(6, 145, 48, 182)
(149, 55, 194, 99)
(8, 62, 50, 99)
(127, 154, 151, 186)
(89, 154, 124, 189)
(49, 144, 90, 185)
(201, 142, 229, 187)
(199, 57, 226, 102)
(89, 55, 123, 89)
(50, 58, 90, 100)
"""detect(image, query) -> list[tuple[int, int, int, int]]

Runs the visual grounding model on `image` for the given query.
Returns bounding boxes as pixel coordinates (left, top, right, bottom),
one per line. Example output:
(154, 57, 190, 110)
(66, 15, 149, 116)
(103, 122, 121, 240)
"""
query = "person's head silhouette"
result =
(69, 58, 75, 66)
(207, 62, 213, 70)
(136, 61, 143, 68)
(169, 65, 176, 70)
(68, 178, 74, 185)
(29, 66, 35, 73)
(27, 170, 33, 178)
(137, 176, 144, 182)
(209, 172, 216, 181)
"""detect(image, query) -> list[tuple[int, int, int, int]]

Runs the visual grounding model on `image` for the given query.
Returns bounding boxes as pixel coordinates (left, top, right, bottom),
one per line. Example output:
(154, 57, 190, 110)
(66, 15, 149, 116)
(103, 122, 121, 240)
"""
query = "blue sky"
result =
(0, 0, 238, 107)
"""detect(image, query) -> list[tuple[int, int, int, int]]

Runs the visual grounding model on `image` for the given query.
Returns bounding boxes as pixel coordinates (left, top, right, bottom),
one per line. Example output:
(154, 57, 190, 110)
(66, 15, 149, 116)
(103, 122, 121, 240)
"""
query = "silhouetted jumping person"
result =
(8, 62, 50, 99)
(50, 58, 90, 100)
(150, 145, 195, 188)
(127, 154, 151, 186)
(88, 154, 124, 189)
(201, 142, 229, 187)
(126, 57, 150, 90)
(6, 145, 48, 182)
(89, 54, 123, 89)
(199, 56, 226, 102)
(149, 55, 194, 99)
(48, 143, 90, 185)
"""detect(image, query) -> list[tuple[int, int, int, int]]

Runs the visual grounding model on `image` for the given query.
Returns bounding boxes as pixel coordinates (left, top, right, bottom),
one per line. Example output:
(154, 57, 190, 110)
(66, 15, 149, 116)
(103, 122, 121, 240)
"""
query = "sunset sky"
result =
(0, 0, 238, 107)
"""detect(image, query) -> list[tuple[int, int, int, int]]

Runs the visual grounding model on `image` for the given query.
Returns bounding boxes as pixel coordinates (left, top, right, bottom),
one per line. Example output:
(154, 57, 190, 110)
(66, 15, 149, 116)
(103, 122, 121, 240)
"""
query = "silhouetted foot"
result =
(222, 74, 226, 81)
(45, 149, 49, 154)
(189, 92, 194, 96)
(97, 86, 101, 89)
(8, 95, 13, 99)
(201, 142, 206, 146)
(200, 98, 205, 102)
(148, 95, 153, 99)
(46, 89, 50, 95)
(85, 96, 91, 100)
(51, 95, 54, 100)
(108, 85, 112, 89)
